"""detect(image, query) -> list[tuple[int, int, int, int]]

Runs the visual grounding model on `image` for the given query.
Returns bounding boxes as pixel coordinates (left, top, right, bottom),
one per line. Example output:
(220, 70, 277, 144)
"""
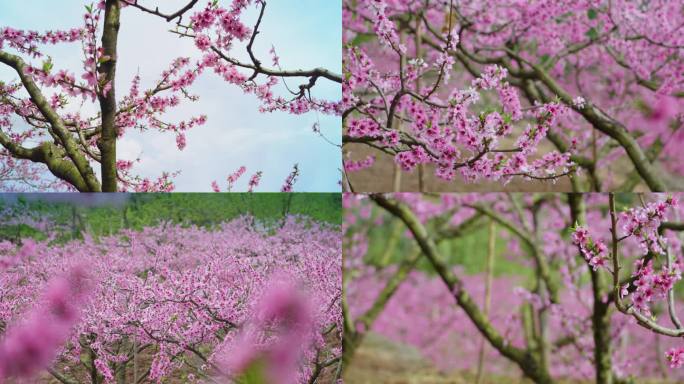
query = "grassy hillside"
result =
(0, 193, 341, 242)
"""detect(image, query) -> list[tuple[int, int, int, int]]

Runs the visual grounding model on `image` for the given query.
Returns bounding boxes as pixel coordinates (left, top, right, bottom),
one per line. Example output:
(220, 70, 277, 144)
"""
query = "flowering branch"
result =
(344, 0, 684, 191)
(0, 0, 338, 191)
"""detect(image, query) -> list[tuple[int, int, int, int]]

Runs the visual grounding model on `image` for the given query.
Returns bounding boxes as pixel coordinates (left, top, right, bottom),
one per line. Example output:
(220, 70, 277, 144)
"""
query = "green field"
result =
(0, 193, 341, 243)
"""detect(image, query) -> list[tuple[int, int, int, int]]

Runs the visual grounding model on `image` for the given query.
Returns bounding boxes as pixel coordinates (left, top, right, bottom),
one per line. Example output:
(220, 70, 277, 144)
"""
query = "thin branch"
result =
(121, 0, 199, 23)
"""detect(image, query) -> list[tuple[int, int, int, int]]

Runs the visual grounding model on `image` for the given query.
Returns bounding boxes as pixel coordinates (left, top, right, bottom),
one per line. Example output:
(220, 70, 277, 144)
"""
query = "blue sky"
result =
(0, 0, 341, 192)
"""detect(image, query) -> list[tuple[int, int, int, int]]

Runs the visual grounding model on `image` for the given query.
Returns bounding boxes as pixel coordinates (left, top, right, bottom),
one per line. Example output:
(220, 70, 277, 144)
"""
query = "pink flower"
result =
(227, 165, 247, 191)
(280, 164, 300, 192)
(247, 171, 262, 193)
(0, 267, 90, 380)
(571, 226, 589, 244)
(572, 96, 586, 109)
(269, 45, 280, 67)
(344, 155, 375, 172)
(194, 34, 211, 51)
(216, 274, 314, 384)
(666, 347, 684, 368)
(175, 133, 187, 150)
(81, 70, 97, 87)
(648, 95, 678, 123)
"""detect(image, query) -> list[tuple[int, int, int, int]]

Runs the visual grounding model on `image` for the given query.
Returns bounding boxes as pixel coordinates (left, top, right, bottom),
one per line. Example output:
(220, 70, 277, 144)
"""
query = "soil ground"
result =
(343, 332, 680, 384)
(344, 143, 684, 193)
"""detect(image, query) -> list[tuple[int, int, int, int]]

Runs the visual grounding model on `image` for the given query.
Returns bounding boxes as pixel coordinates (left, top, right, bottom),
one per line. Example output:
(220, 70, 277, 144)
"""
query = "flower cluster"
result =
(365, 0, 405, 53)
(248, 170, 263, 193)
(344, 155, 375, 172)
(667, 347, 684, 369)
(184, 1, 342, 120)
(280, 164, 300, 192)
(344, 35, 575, 184)
(228, 165, 248, 191)
(211, 165, 305, 193)
(0, 26, 82, 57)
(215, 275, 315, 383)
(626, 258, 682, 315)
(571, 225, 609, 270)
(620, 197, 678, 255)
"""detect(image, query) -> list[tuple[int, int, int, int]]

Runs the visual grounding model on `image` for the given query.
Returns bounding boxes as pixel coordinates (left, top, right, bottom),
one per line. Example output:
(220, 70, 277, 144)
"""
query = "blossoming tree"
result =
(343, 192, 684, 383)
(0, 0, 341, 191)
(342, 0, 684, 192)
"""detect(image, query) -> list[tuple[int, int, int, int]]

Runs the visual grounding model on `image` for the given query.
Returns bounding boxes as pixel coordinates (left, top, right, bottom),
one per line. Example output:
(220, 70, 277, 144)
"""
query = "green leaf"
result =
(587, 8, 598, 20)
(555, 11, 573, 24)
(539, 54, 551, 66)
(349, 33, 375, 47)
(236, 359, 267, 384)
(586, 27, 599, 40)
(42, 57, 53, 74)
(85, 4, 93, 13)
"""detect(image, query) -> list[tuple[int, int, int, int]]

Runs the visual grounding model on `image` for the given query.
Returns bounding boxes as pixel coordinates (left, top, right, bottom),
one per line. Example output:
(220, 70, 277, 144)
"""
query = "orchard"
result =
(0, 195, 342, 383)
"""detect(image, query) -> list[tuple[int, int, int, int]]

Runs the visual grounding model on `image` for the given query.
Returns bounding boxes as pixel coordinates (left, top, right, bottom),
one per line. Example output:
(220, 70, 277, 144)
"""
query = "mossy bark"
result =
(0, 51, 101, 191)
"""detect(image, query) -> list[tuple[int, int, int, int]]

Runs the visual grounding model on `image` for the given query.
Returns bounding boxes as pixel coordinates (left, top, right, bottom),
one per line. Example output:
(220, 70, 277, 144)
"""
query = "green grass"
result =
(0, 193, 341, 242)
(363, 216, 534, 282)
(0, 223, 48, 242)
(83, 193, 341, 232)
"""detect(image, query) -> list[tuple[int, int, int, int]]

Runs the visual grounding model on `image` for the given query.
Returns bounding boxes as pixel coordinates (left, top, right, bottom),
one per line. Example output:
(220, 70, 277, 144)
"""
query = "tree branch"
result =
(0, 50, 101, 191)
(121, 0, 199, 23)
(369, 194, 553, 383)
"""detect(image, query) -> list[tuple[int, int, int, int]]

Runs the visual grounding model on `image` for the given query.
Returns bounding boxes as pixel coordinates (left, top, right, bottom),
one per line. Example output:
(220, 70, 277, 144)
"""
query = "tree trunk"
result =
(568, 193, 613, 384)
(341, 330, 362, 377)
(475, 220, 496, 384)
(592, 287, 613, 384)
(537, 286, 550, 376)
(98, 0, 121, 192)
(115, 361, 126, 384)
(89, 347, 100, 384)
